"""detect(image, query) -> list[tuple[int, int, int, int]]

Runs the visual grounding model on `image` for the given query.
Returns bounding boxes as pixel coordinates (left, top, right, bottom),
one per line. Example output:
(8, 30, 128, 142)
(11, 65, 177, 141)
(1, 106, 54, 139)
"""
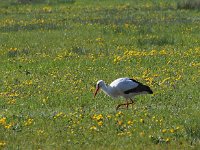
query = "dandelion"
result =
(42, 6, 52, 13)
(114, 56, 122, 64)
(0, 141, 6, 147)
(5, 123, 12, 129)
(7, 99, 16, 104)
(170, 128, 175, 133)
(165, 138, 170, 143)
(149, 49, 157, 56)
(159, 49, 167, 55)
(115, 111, 123, 117)
(126, 131, 132, 136)
(176, 126, 180, 130)
(92, 114, 103, 121)
(140, 119, 144, 123)
(98, 121, 103, 126)
(162, 129, 167, 133)
(24, 118, 33, 126)
(37, 130, 44, 135)
(106, 114, 112, 119)
(90, 126, 97, 131)
(117, 120, 123, 125)
(0, 117, 6, 125)
(127, 120, 133, 126)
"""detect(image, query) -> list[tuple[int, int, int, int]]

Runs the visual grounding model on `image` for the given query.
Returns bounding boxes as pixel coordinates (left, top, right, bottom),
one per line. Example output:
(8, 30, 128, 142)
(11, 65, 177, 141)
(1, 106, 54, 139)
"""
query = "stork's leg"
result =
(129, 98, 134, 108)
(116, 99, 133, 110)
(126, 99, 129, 109)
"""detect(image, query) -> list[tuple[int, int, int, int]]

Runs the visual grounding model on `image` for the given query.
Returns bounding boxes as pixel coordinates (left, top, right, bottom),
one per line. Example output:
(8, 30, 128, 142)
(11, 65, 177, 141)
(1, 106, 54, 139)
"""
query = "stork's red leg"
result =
(116, 99, 133, 110)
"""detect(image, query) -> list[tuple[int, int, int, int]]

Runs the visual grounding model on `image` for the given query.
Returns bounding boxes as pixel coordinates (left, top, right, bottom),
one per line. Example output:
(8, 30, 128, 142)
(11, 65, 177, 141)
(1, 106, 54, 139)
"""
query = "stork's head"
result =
(94, 80, 105, 97)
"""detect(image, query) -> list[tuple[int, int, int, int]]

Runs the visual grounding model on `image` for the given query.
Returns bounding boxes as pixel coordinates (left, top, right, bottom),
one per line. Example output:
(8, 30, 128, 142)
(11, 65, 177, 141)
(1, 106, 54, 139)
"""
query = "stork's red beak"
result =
(94, 87, 100, 98)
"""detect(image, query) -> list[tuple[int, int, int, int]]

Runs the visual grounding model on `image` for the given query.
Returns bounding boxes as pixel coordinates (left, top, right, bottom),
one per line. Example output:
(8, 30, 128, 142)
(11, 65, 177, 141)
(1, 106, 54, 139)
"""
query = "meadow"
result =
(0, 0, 200, 149)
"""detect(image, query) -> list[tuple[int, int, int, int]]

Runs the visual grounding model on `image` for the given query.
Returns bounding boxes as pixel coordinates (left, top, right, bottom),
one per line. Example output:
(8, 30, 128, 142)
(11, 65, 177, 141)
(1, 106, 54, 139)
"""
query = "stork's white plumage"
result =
(94, 77, 153, 110)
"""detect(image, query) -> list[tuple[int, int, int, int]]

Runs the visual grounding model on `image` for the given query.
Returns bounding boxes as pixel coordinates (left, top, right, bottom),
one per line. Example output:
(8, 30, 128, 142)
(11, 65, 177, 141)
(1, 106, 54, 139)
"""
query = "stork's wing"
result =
(110, 78, 139, 93)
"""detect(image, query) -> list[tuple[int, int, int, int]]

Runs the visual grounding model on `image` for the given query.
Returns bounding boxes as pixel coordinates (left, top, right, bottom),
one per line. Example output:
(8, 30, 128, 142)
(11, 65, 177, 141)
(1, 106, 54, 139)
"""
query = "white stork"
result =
(94, 77, 153, 110)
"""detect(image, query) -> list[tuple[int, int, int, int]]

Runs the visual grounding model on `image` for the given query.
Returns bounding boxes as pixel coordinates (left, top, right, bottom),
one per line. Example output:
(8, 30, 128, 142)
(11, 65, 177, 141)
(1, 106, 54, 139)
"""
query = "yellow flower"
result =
(96, 114, 103, 121)
(118, 120, 123, 125)
(166, 138, 170, 143)
(162, 129, 167, 133)
(98, 121, 103, 126)
(140, 119, 144, 123)
(114, 56, 122, 64)
(24, 118, 33, 126)
(149, 49, 157, 56)
(127, 120, 133, 125)
(90, 126, 97, 130)
(5, 123, 12, 129)
(106, 115, 112, 119)
(170, 128, 175, 133)
(37, 130, 44, 135)
(0, 141, 6, 147)
(115, 111, 123, 117)
(159, 50, 167, 55)
(152, 116, 156, 120)
(0, 117, 6, 125)
(7, 99, 16, 104)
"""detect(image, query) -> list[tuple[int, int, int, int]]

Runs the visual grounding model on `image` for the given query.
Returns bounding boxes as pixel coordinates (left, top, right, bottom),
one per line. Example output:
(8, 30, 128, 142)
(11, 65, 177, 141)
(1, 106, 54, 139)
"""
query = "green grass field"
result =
(0, 0, 200, 149)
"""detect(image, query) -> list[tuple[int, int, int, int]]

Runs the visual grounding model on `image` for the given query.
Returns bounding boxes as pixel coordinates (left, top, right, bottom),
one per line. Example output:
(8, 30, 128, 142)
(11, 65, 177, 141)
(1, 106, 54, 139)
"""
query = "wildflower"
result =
(170, 128, 175, 133)
(56, 112, 64, 118)
(5, 123, 12, 129)
(0, 117, 6, 125)
(162, 129, 167, 133)
(37, 130, 44, 135)
(96, 114, 103, 121)
(98, 121, 103, 126)
(144, 77, 153, 85)
(118, 120, 123, 125)
(92, 114, 103, 121)
(117, 132, 124, 136)
(0, 141, 6, 147)
(115, 111, 123, 117)
(24, 118, 33, 126)
(7, 99, 16, 104)
(114, 56, 122, 64)
(149, 49, 157, 56)
(42, 6, 52, 13)
(90, 126, 97, 130)
(127, 120, 133, 126)
(159, 50, 167, 55)
(106, 114, 112, 119)
(165, 138, 170, 143)
(127, 131, 132, 136)
(140, 119, 144, 123)
(10, 47, 17, 51)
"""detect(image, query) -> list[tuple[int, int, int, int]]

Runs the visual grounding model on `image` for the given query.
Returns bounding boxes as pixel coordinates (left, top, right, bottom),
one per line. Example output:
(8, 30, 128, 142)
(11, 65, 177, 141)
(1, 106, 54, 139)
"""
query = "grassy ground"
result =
(0, 0, 200, 149)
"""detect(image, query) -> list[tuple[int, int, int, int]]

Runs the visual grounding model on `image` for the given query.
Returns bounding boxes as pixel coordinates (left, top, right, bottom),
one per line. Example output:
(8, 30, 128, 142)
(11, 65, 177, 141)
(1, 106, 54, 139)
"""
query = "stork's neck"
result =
(101, 83, 113, 97)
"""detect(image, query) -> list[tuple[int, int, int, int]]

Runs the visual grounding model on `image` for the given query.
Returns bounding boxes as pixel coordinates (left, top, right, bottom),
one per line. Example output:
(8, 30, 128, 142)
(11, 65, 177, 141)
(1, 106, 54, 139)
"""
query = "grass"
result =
(0, 0, 200, 149)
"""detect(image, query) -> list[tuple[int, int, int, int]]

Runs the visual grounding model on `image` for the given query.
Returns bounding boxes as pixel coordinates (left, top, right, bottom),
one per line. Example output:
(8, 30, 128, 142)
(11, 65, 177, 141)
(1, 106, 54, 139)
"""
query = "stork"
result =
(94, 77, 153, 110)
